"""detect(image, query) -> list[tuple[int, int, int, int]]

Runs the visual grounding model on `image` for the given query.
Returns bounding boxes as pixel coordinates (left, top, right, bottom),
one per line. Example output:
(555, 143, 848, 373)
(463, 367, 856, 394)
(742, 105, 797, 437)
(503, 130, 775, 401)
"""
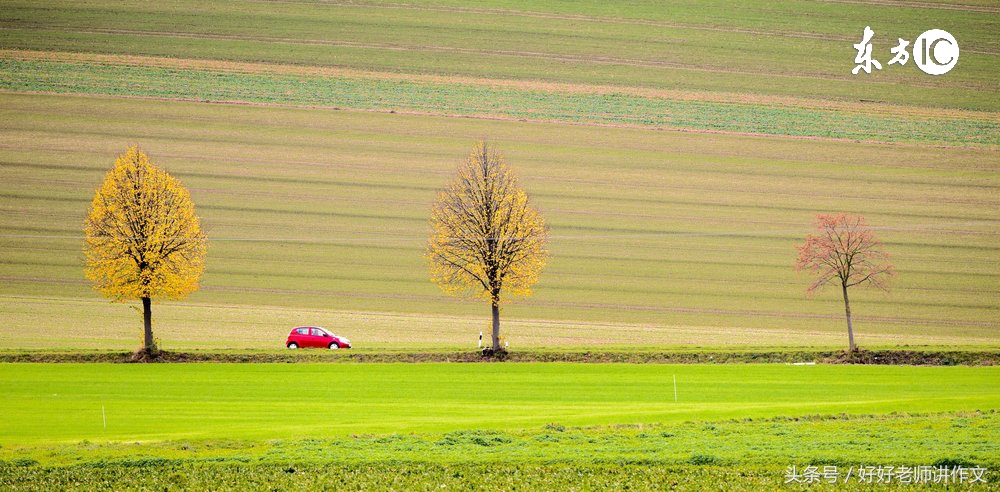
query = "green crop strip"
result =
(2, 363, 997, 444)
(6, 412, 996, 467)
(2, 59, 997, 146)
(2, 412, 997, 490)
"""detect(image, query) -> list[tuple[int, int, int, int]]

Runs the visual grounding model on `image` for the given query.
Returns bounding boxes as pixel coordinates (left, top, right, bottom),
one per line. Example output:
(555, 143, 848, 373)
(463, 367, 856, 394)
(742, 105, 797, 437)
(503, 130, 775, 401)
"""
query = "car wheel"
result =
(287, 342, 298, 349)
(328, 342, 339, 350)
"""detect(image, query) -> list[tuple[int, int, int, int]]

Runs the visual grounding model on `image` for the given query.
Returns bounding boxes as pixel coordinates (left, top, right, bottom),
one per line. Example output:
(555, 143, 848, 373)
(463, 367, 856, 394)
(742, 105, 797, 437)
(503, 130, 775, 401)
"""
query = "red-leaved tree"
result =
(795, 214, 894, 351)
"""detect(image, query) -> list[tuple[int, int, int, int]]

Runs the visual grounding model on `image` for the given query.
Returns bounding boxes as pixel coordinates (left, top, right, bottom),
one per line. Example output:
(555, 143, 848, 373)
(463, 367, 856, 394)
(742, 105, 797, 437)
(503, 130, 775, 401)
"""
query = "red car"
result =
(285, 326, 351, 349)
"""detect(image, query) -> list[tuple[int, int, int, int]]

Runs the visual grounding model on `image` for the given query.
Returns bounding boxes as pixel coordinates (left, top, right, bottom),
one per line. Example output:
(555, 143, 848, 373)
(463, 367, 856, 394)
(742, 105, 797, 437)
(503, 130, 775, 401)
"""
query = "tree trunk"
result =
(841, 283, 856, 352)
(142, 296, 154, 353)
(491, 300, 501, 351)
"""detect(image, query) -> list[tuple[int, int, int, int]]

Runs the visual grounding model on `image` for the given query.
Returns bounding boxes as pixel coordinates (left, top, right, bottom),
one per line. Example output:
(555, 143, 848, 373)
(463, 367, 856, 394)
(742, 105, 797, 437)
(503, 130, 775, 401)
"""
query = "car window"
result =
(294, 328, 309, 335)
(311, 328, 327, 337)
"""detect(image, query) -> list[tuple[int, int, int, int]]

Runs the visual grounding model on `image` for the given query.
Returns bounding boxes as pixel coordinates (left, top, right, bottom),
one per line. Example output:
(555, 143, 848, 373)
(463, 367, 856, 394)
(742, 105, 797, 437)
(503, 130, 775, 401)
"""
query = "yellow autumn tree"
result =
(427, 141, 548, 352)
(84, 145, 207, 355)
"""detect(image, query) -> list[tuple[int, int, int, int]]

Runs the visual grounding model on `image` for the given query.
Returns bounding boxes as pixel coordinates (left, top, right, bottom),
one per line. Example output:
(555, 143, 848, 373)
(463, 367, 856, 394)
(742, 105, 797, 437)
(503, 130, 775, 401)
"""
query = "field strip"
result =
(522, 298, 1000, 329)
(271, 0, 854, 42)
(5, 90, 984, 150)
(0, 294, 869, 347)
(3, 61, 997, 146)
(0, 294, 666, 334)
(2, 409, 998, 488)
(24, 171, 1000, 213)
(5, 223, 1000, 255)
(8, 194, 998, 235)
(7, 233, 998, 282)
(268, 0, 1000, 46)
(0, 95, 1000, 174)
(3, 131, 997, 177)
(2, 283, 995, 331)
(3, 49, 993, 120)
(0, 412, 997, 490)
(0, 364, 996, 447)
(818, 0, 1000, 14)
(0, 116, 1000, 176)
(0, 88, 865, 147)
(0, 293, 991, 353)
(0, 27, 949, 86)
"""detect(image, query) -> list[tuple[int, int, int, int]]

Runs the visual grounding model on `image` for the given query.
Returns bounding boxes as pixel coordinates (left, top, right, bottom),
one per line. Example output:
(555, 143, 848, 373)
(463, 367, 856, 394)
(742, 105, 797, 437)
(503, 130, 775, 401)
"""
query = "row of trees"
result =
(84, 143, 891, 355)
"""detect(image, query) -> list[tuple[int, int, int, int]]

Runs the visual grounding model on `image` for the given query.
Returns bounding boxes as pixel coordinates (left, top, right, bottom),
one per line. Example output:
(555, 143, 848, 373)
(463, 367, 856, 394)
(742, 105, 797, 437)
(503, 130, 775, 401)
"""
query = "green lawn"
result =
(1, 363, 996, 490)
(1, 363, 996, 445)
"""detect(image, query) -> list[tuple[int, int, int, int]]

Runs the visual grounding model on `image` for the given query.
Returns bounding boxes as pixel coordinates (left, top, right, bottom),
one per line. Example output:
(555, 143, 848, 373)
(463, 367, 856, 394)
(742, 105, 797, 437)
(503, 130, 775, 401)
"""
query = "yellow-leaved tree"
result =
(427, 141, 548, 353)
(84, 145, 207, 355)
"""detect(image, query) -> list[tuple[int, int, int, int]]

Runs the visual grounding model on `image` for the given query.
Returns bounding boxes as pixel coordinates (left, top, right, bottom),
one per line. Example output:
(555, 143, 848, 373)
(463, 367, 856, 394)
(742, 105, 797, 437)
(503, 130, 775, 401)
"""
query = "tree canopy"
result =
(84, 145, 206, 352)
(427, 141, 547, 351)
(795, 213, 893, 350)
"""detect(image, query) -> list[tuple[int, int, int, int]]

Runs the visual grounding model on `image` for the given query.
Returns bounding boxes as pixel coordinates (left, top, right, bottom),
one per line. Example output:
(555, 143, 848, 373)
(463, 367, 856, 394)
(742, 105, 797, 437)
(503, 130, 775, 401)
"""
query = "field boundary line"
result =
(0, 348, 996, 365)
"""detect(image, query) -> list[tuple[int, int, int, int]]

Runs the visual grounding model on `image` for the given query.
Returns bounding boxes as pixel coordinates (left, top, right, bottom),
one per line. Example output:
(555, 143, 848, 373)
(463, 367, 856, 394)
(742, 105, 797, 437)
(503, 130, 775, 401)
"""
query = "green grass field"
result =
(4, 363, 997, 444)
(1, 363, 997, 489)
